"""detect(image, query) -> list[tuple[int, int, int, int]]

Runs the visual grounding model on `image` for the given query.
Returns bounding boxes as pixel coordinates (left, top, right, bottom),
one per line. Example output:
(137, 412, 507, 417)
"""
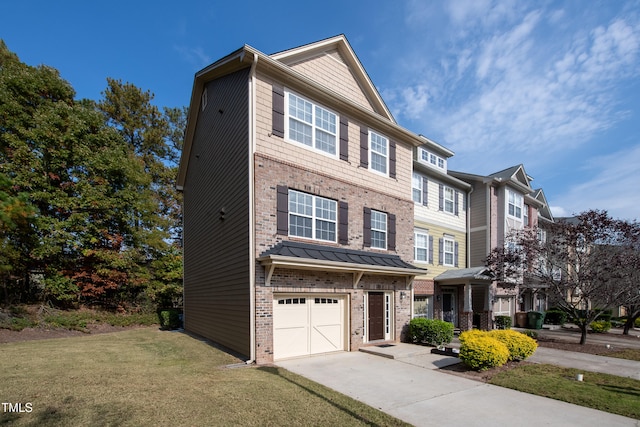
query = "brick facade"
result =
(253, 154, 414, 364)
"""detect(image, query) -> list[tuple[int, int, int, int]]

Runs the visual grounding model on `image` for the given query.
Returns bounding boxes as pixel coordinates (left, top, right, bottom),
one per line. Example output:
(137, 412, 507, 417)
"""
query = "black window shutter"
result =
(276, 185, 288, 235)
(363, 207, 371, 247)
(389, 140, 396, 179)
(340, 116, 349, 161)
(454, 190, 460, 216)
(428, 235, 434, 264)
(272, 85, 285, 138)
(438, 184, 444, 211)
(359, 126, 369, 168)
(438, 238, 444, 265)
(454, 241, 459, 267)
(388, 213, 396, 251)
(422, 177, 428, 206)
(339, 201, 349, 244)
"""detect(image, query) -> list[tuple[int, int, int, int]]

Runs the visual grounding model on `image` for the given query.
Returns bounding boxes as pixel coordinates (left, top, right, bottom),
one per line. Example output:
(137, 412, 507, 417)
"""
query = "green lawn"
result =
(489, 364, 640, 419)
(0, 329, 409, 426)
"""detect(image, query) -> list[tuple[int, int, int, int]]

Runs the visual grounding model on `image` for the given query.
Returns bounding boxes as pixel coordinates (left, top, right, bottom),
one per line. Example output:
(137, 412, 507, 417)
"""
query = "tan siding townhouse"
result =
(177, 35, 430, 364)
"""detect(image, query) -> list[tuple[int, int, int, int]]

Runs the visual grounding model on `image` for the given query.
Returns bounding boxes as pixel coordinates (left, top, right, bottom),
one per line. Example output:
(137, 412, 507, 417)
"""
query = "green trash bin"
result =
(527, 311, 544, 329)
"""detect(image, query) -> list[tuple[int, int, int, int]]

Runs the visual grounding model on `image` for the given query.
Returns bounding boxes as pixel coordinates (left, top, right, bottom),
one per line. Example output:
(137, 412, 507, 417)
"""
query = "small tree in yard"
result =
(488, 210, 639, 345)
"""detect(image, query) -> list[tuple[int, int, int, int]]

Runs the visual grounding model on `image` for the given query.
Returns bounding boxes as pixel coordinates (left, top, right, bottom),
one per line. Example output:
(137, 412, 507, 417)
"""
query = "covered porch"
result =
(434, 267, 495, 331)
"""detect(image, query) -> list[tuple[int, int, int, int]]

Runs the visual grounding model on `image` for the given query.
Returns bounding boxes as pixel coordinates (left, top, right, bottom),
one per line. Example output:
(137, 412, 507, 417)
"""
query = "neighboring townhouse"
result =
(176, 35, 427, 364)
(520, 188, 555, 313)
(449, 165, 551, 329)
(410, 140, 483, 332)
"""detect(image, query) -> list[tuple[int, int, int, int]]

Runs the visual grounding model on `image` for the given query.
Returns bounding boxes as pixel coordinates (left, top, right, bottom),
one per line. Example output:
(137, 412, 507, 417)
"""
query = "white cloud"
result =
(173, 45, 211, 68)
(388, 4, 640, 176)
(552, 145, 640, 220)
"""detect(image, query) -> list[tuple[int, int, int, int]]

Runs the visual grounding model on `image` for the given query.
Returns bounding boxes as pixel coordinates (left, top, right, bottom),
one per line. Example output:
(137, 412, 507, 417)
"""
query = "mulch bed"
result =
(439, 335, 638, 382)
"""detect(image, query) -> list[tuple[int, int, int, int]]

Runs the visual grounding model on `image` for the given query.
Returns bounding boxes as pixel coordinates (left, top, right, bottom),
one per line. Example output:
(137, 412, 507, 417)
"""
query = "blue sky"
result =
(3, 0, 639, 221)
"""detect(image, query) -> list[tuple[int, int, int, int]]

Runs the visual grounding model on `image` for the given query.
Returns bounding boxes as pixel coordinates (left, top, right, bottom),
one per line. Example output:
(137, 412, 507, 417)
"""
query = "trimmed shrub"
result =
(408, 318, 454, 346)
(459, 331, 509, 371)
(488, 330, 538, 361)
(544, 310, 567, 325)
(159, 309, 181, 330)
(408, 317, 429, 343)
(495, 315, 512, 329)
(590, 320, 612, 333)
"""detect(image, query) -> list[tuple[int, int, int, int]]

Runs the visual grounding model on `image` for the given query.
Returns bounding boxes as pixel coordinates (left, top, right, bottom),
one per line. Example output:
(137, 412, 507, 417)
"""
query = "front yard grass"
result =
(0, 328, 409, 426)
(489, 364, 640, 419)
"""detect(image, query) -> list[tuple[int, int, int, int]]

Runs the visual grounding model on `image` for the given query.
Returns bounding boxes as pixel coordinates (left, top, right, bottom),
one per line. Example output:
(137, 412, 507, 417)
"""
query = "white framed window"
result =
(413, 296, 433, 319)
(443, 237, 455, 266)
(494, 297, 512, 317)
(507, 190, 523, 219)
(414, 230, 429, 262)
(369, 131, 388, 175)
(288, 189, 337, 242)
(444, 187, 455, 214)
(385, 294, 391, 335)
(286, 92, 337, 156)
(371, 210, 387, 249)
(523, 204, 529, 226)
(412, 173, 423, 204)
(418, 147, 447, 171)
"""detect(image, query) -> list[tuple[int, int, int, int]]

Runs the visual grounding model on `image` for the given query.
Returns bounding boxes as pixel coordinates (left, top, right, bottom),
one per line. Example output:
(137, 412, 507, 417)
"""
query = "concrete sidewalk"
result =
(277, 349, 638, 426)
(529, 346, 640, 380)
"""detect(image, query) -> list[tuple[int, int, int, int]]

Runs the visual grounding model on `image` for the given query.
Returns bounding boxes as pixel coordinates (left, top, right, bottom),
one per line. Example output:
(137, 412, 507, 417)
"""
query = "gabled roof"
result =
(270, 35, 394, 122)
(488, 164, 532, 189)
(533, 189, 555, 223)
(450, 165, 534, 194)
(177, 35, 430, 189)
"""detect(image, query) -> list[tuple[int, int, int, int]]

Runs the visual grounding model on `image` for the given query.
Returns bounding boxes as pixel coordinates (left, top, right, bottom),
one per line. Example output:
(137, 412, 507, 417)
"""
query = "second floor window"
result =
(287, 92, 337, 156)
(371, 210, 387, 249)
(443, 238, 455, 266)
(288, 189, 337, 242)
(414, 231, 429, 262)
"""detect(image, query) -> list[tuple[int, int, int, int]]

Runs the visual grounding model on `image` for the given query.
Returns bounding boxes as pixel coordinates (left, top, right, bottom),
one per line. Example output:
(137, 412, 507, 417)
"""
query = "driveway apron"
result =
(277, 351, 638, 427)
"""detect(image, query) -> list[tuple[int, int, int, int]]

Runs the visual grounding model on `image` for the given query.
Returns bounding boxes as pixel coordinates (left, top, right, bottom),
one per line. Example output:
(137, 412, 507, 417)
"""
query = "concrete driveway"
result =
(277, 348, 638, 427)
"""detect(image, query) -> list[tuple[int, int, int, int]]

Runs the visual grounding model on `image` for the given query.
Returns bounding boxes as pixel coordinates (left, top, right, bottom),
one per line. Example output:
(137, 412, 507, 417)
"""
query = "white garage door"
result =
(273, 295, 346, 360)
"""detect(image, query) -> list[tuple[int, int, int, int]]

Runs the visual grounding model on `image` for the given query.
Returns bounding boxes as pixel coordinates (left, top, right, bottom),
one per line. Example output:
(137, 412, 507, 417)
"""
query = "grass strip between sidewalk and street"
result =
(489, 363, 640, 419)
(0, 328, 410, 427)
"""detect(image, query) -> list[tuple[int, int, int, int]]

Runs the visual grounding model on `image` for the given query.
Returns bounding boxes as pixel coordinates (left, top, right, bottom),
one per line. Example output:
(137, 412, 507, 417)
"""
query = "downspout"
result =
(466, 185, 473, 268)
(465, 185, 474, 319)
(247, 52, 258, 364)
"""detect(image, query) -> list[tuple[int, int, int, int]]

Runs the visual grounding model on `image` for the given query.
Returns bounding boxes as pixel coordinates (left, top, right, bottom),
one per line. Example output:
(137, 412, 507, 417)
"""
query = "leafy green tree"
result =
(1, 41, 184, 309)
(97, 79, 184, 303)
(1, 41, 144, 306)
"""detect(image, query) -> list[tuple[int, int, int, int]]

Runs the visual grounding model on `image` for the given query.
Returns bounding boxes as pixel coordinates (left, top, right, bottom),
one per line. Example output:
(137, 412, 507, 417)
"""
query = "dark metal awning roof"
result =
(434, 267, 495, 284)
(258, 240, 426, 287)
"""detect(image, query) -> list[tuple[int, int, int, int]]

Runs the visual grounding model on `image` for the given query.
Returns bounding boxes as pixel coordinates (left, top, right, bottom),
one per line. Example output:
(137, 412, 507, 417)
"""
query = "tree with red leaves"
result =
(488, 210, 639, 344)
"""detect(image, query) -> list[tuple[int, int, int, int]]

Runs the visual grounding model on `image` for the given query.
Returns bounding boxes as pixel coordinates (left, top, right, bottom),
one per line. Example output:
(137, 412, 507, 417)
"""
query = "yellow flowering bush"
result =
(488, 330, 538, 361)
(458, 331, 509, 371)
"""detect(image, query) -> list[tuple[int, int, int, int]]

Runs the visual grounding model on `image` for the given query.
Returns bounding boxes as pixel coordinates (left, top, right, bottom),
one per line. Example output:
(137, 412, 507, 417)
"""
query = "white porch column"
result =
(464, 284, 472, 312)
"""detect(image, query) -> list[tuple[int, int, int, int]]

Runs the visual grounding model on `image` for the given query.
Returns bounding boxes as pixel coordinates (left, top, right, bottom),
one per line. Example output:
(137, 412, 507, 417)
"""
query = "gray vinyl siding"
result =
(182, 67, 251, 358)
(469, 229, 487, 267)
(469, 183, 486, 229)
